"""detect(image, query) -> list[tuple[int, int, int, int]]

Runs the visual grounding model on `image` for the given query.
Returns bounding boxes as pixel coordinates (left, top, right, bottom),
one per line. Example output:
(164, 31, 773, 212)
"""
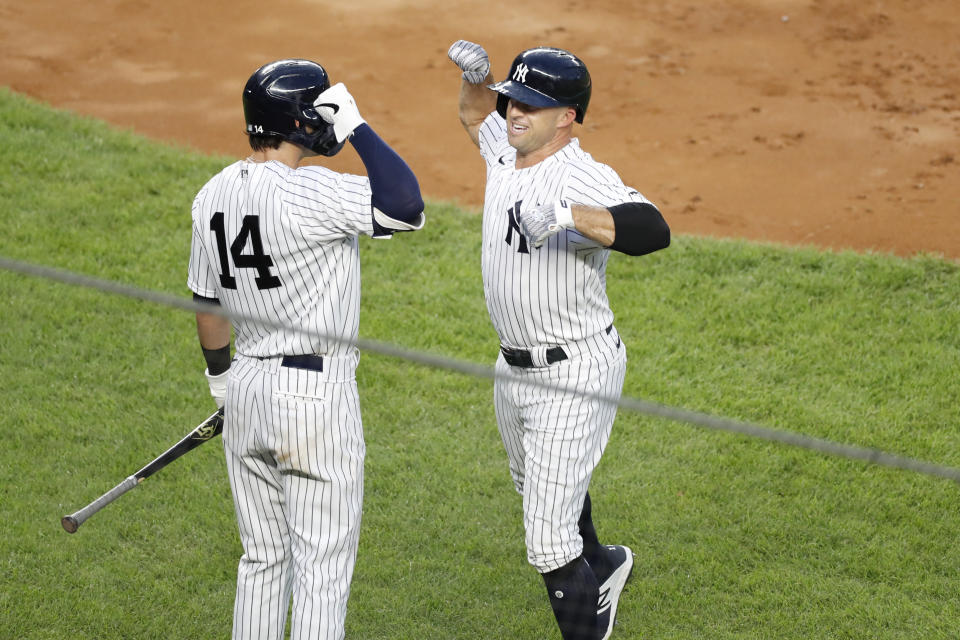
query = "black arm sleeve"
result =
(608, 202, 671, 256)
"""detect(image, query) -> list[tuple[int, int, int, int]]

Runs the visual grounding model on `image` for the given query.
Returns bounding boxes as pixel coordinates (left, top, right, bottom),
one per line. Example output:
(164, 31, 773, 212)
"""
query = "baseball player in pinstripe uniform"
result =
(448, 41, 670, 639)
(188, 59, 424, 640)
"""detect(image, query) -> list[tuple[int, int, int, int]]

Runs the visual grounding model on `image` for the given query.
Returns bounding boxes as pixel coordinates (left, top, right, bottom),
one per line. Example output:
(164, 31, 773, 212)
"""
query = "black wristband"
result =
(608, 202, 671, 256)
(202, 344, 231, 376)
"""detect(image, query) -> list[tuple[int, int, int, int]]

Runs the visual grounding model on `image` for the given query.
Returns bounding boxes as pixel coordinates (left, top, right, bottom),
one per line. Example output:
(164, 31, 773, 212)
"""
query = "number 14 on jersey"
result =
(210, 211, 282, 290)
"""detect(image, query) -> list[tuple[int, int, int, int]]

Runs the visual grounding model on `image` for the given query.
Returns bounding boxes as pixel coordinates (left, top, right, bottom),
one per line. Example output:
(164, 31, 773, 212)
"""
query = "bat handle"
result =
(61, 475, 139, 533)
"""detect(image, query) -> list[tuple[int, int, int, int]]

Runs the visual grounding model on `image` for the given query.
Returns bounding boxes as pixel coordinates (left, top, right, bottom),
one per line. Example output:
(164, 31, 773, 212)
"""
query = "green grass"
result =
(1, 87, 958, 639)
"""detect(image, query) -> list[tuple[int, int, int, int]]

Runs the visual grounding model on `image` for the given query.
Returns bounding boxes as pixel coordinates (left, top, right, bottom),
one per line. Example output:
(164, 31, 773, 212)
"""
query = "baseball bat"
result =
(61, 407, 225, 534)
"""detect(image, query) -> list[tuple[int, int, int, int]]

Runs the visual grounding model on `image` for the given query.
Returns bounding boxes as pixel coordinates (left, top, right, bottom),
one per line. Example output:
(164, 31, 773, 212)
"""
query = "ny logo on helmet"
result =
(513, 63, 529, 83)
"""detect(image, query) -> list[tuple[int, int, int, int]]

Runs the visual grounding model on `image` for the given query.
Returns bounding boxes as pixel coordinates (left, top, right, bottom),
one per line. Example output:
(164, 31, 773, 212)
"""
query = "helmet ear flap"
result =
(287, 118, 343, 156)
(299, 105, 323, 127)
(496, 94, 509, 119)
(295, 97, 345, 156)
(311, 125, 345, 157)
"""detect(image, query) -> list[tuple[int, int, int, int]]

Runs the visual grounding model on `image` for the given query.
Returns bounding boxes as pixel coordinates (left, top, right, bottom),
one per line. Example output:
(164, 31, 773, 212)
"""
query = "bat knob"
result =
(61, 516, 79, 534)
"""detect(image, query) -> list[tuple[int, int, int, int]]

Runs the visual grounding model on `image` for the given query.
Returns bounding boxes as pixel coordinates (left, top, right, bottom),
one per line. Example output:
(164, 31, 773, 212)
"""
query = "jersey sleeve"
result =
(285, 167, 378, 240)
(477, 112, 511, 168)
(186, 196, 220, 298)
(563, 161, 653, 209)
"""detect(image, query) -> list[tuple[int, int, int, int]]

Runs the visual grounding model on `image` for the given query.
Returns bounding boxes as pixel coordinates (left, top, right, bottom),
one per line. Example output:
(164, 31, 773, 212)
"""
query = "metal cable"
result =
(2, 254, 958, 483)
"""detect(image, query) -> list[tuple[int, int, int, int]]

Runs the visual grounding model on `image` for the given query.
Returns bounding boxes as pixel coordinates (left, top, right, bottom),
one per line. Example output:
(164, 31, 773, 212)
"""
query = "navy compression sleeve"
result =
(349, 123, 424, 222)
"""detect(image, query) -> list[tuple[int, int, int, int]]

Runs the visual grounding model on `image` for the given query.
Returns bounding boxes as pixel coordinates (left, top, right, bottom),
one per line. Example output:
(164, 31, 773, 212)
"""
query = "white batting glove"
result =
(205, 368, 228, 409)
(519, 199, 575, 248)
(447, 40, 490, 84)
(314, 83, 366, 142)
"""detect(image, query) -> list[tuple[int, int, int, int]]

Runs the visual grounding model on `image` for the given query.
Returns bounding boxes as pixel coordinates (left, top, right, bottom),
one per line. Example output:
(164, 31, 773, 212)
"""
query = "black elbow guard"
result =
(608, 202, 671, 256)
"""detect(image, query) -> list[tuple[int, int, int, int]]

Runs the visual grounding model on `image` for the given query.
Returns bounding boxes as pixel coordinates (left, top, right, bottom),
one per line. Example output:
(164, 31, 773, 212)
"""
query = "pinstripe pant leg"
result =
(494, 354, 527, 495)
(519, 352, 627, 573)
(225, 359, 293, 640)
(282, 378, 364, 640)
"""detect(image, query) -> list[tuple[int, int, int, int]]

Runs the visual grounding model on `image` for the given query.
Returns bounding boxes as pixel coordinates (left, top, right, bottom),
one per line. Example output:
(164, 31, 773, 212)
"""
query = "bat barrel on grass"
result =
(61, 407, 224, 534)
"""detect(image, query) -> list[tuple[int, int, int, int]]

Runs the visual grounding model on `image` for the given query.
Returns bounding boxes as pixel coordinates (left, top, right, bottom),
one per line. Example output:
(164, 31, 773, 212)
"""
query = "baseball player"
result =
(448, 41, 670, 640)
(187, 59, 424, 640)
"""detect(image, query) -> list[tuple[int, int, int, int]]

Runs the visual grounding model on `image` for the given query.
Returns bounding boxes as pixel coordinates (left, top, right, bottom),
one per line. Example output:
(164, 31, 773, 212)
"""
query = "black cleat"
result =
(596, 545, 634, 640)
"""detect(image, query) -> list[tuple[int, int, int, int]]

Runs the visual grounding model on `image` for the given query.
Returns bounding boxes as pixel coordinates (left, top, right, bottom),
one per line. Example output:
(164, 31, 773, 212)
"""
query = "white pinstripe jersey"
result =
(187, 159, 388, 358)
(478, 112, 652, 349)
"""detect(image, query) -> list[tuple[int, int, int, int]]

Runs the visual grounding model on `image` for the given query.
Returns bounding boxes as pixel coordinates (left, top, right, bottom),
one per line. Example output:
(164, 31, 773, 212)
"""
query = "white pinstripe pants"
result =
(223, 352, 364, 640)
(494, 326, 626, 573)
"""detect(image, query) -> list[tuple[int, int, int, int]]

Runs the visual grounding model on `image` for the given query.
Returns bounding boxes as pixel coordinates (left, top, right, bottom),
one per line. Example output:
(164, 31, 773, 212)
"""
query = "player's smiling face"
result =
(506, 99, 576, 167)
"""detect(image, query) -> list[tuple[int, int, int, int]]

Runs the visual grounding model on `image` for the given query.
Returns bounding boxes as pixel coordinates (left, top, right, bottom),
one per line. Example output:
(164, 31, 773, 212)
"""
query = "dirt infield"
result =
(2, 0, 958, 259)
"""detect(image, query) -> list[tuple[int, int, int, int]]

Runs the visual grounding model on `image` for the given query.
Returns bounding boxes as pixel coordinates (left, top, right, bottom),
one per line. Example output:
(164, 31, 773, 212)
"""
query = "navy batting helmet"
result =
(242, 59, 345, 156)
(489, 47, 592, 123)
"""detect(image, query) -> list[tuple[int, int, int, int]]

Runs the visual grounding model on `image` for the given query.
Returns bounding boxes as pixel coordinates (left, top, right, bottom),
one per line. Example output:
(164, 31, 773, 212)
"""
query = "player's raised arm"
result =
(448, 40, 497, 147)
(314, 83, 424, 227)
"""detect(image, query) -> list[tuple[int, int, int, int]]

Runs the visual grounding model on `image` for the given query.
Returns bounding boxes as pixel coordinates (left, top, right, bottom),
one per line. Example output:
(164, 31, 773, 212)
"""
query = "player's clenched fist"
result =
(314, 82, 367, 142)
(448, 39, 490, 84)
(518, 199, 575, 248)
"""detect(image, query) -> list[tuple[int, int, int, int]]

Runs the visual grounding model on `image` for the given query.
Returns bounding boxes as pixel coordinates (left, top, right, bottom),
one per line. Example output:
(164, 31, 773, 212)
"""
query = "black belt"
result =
(280, 354, 324, 372)
(501, 325, 614, 369)
(500, 346, 568, 368)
